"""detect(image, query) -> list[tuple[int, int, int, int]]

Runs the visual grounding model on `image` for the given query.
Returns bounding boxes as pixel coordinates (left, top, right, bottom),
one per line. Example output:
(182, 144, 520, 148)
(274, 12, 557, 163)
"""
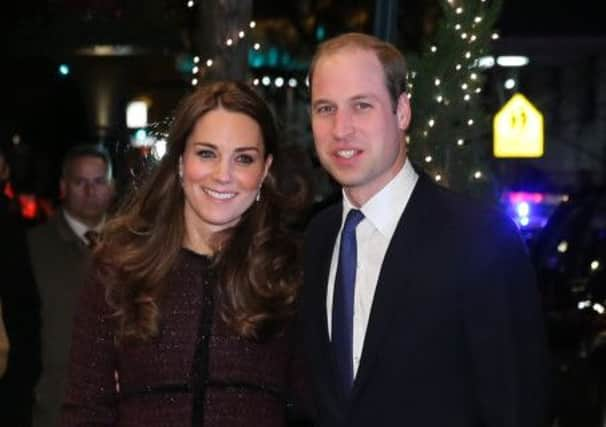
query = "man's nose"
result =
(332, 110, 354, 140)
(83, 181, 94, 195)
(82, 180, 100, 195)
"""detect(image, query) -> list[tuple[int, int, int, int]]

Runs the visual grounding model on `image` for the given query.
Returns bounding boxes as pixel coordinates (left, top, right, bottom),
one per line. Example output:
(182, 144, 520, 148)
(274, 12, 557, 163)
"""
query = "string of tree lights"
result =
(189, 18, 258, 87)
(177, 0, 505, 201)
(406, 0, 502, 197)
(184, 1, 309, 93)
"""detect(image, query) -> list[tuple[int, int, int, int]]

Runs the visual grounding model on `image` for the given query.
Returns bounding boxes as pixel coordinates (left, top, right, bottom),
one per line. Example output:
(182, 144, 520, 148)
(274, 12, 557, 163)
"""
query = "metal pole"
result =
(373, 0, 399, 43)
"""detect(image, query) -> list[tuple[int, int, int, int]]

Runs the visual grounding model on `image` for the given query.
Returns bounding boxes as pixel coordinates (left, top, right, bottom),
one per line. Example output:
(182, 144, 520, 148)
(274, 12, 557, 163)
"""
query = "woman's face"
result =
(181, 108, 272, 241)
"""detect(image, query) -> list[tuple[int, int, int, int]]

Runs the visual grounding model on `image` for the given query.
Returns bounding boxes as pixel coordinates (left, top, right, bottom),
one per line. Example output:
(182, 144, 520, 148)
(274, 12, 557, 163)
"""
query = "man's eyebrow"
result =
(311, 98, 334, 109)
(311, 93, 378, 108)
(350, 94, 378, 102)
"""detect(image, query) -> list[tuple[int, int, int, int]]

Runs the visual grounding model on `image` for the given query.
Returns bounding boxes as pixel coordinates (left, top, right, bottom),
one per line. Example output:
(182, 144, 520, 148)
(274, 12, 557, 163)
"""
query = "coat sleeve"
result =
(60, 272, 118, 426)
(463, 216, 550, 427)
(0, 300, 9, 378)
(285, 317, 316, 427)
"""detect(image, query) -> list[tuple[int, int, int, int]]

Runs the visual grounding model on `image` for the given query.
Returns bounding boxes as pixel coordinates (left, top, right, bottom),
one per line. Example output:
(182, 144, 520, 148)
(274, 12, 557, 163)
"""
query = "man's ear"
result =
(396, 93, 411, 131)
(108, 179, 116, 197)
(59, 178, 66, 200)
(0, 162, 9, 181)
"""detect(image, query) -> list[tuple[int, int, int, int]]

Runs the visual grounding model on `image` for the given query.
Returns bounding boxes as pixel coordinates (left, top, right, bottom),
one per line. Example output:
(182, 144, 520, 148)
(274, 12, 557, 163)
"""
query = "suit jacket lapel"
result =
(304, 205, 344, 407)
(55, 210, 89, 254)
(352, 176, 431, 396)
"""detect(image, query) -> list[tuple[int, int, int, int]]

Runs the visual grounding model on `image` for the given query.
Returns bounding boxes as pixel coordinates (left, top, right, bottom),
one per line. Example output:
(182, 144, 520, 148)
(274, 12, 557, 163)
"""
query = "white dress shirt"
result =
(326, 159, 418, 376)
(63, 210, 104, 245)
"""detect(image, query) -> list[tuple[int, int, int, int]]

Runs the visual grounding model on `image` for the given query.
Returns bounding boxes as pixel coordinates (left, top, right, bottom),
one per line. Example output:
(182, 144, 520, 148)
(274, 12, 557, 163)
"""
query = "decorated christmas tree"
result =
(405, 0, 503, 200)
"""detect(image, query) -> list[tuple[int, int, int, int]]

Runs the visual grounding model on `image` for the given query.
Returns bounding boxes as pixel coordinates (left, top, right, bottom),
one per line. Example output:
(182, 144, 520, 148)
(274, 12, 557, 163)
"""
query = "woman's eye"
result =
(236, 154, 255, 164)
(197, 149, 215, 158)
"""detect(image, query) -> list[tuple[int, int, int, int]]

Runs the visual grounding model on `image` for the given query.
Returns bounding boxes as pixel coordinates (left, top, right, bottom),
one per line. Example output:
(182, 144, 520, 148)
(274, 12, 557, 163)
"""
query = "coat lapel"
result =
(304, 205, 344, 406)
(352, 176, 432, 396)
(55, 210, 89, 254)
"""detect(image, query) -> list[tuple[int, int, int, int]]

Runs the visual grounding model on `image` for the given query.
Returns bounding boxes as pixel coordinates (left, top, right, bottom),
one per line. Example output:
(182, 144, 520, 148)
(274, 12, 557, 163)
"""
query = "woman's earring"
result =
(178, 157, 183, 181)
(255, 189, 261, 203)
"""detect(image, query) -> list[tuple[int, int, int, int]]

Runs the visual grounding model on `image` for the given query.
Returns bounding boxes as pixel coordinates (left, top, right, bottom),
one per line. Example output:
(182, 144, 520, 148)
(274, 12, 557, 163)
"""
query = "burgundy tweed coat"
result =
(61, 249, 309, 427)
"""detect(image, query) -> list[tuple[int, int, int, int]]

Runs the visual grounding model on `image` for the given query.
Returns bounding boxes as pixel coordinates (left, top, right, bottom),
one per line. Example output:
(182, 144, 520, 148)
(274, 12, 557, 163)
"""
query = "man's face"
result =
(60, 155, 114, 227)
(310, 48, 411, 206)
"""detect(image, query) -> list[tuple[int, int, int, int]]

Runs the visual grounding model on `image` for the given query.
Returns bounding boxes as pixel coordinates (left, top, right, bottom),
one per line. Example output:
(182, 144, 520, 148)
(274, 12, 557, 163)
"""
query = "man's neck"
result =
(63, 209, 102, 230)
(343, 157, 408, 208)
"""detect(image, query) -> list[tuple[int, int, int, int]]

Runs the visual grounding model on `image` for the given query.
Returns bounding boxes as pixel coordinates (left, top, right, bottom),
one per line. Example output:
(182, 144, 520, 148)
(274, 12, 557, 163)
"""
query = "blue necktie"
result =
(332, 209, 364, 394)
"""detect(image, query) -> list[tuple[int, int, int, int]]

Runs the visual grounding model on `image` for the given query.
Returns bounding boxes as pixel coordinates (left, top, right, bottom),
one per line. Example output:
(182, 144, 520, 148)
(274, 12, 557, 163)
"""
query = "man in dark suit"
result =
(0, 142, 41, 426)
(302, 32, 549, 427)
(28, 144, 114, 427)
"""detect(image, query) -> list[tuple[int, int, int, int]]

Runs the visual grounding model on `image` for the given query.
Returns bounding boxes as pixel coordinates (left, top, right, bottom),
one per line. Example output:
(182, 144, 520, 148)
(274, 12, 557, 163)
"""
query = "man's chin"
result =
(78, 212, 105, 225)
(330, 172, 364, 188)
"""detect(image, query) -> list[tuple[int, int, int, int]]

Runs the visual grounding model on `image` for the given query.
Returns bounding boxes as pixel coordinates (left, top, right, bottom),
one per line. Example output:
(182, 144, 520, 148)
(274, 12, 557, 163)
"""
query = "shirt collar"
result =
(341, 159, 418, 238)
(62, 209, 104, 243)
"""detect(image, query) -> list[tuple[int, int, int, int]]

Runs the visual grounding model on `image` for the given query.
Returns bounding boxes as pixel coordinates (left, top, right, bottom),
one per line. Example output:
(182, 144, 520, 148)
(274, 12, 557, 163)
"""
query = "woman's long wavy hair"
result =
(96, 81, 310, 343)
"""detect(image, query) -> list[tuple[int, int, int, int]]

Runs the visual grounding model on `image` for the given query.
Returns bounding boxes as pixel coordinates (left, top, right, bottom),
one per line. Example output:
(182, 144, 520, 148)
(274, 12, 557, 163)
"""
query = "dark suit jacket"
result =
(302, 174, 549, 427)
(28, 210, 92, 427)
(0, 196, 41, 426)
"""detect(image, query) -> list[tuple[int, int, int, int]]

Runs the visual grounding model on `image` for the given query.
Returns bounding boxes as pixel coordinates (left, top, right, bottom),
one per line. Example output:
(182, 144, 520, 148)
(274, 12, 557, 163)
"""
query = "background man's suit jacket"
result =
(302, 174, 549, 427)
(28, 211, 92, 427)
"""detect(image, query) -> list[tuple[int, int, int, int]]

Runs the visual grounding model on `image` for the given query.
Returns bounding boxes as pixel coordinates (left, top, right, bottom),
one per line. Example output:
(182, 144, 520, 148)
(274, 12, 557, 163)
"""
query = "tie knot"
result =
(343, 209, 364, 234)
(84, 230, 99, 248)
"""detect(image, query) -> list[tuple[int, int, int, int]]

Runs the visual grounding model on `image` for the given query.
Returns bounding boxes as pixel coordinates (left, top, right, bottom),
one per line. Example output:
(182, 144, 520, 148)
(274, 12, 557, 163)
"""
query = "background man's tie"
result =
(84, 230, 99, 249)
(332, 208, 364, 394)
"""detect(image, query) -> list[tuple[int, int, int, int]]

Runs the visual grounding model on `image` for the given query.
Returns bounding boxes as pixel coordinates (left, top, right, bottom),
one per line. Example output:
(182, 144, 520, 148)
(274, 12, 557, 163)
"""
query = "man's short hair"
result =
(61, 144, 113, 180)
(308, 32, 408, 111)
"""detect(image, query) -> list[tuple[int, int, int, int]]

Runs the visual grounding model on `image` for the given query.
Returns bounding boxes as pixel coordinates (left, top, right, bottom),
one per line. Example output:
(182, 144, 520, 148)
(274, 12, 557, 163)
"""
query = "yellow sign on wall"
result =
(493, 93, 544, 158)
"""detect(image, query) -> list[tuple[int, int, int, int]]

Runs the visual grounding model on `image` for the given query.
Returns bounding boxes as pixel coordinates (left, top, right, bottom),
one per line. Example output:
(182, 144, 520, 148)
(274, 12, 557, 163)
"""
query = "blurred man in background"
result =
(0, 142, 41, 427)
(29, 144, 114, 427)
